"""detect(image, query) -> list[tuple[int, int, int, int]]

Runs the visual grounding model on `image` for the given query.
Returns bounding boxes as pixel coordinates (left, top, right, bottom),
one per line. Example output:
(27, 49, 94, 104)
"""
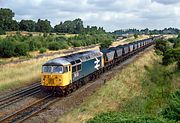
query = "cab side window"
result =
(77, 64, 82, 71)
(72, 66, 76, 73)
(64, 66, 68, 73)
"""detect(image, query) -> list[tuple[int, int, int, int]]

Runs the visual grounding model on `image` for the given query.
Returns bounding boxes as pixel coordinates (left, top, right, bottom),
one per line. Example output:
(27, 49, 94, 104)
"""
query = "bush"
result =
(55, 36, 66, 42)
(161, 90, 180, 121)
(58, 41, 69, 49)
(0, 40, 29, 57)
(134, 34, 138, 39)
(14, 42, 28, 56)
(39, 47, 46, 53)
(0, 40, 16, 57)
(43, 32, 48, 37)
(0, 28, 5, 35)
(28, 40, 42, 51)
(100, 39, 112, 49)
(71, 40, 82, 47)
(88, 112, 173, 123)
(48, 42, 60, 50)
(162, 47, 180, 69)
(155, 39, 170, 55)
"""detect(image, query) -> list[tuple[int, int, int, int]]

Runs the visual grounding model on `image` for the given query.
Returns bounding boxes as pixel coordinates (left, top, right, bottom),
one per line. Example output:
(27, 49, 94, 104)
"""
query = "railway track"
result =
(0, 94, 60, 123)
(0, 82, 41, 109)
(0, 43, 157, 122)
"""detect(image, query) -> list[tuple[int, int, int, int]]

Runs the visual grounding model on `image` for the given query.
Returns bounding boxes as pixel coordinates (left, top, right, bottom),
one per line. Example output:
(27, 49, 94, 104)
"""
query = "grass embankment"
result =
(57, 50, 174, 123)
(0, 56, 50, 92)
(87, 55, 180, 122)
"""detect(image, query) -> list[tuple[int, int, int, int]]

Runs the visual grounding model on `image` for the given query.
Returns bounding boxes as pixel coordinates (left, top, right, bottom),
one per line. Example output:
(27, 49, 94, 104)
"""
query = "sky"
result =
(0, 0, 180, 31)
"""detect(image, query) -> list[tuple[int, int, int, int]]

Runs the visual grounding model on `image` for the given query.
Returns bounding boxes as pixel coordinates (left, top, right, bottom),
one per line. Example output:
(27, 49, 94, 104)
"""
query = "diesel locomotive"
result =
(41, 36, 160, 95)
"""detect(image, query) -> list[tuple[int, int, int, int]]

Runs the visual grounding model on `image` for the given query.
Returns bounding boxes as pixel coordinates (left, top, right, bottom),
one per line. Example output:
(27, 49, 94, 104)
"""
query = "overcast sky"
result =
(0, 0, 180, 31)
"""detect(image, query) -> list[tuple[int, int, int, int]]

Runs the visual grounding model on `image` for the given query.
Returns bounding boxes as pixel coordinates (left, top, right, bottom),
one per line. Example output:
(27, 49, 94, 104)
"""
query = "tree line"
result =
(0, 8, 106, 34)
(112, 28, 180, 35)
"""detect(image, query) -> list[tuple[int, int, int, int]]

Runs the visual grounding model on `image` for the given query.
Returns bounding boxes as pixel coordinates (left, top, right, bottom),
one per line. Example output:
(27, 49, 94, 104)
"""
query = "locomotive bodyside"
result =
(71, 51, 103, 82)
(41, 50, 104, 92)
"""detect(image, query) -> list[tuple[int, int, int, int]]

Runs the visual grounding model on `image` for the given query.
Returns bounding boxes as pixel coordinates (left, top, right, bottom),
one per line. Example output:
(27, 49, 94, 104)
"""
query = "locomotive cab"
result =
(41, 50, 104, 93)
(41, 59, 72, 87)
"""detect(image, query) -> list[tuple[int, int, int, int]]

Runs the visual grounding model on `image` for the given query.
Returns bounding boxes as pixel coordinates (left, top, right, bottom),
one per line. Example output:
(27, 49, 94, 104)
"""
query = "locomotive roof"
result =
(43, 50, 102, 66)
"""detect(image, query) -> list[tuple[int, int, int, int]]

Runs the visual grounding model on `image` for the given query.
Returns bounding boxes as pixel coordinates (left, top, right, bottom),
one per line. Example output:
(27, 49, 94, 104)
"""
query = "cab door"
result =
(68, 65, 72, 83)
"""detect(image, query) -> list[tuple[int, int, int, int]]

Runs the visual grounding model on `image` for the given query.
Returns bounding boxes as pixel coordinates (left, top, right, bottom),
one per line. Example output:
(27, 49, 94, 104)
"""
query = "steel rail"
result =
(0, 94, 59, 123)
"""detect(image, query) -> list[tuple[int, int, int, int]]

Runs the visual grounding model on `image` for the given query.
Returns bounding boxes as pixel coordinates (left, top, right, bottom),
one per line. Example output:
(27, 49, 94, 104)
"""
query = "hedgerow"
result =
(0, 33, 114, 58)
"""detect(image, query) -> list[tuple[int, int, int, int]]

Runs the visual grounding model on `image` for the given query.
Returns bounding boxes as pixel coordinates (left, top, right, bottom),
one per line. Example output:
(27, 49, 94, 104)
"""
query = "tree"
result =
(162, 48, 180, 69)
(0, 8, 17, 31)
(100, 39, 112, 49)
(73, 18, 83, 34)
(54, 18, 84, 34)
(19, 20, 36, 32)
(155, 39, 170, 55)
(35, 19, 52, 32)
(54, 22, 63, 33)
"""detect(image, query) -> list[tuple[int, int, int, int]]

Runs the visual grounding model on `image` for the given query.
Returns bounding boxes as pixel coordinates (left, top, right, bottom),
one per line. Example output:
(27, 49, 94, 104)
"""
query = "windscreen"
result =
(52, 66, 63, 73)
(42, 66, 52, 73)
(42, 66, 63, 73)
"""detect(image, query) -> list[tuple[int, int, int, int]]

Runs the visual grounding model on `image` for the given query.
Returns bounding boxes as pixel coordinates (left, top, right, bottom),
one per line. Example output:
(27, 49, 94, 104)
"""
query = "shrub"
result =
(162, 48, 180, 69)
(14, 42, 29, 56)
(155, 39, 169, 54)
(48, 42, 60, 50)
(0, 40, 16, 57)
(28, 33, 33, 37)
(55, 36, 66, 42)
(71, 40, 82, 47)
(134, 34, 138, 39)
(173, 39, 180, 48)
(161, 90, 180, 121)
(0, 40, 29, 57)
(58, 41, 69, 49)
(39, 47, 46, 53)
(28, 40, 42, 51)
(100, 39, 112, 49)
(43, 32, 48, 37)
(88, 112, 173, 123)
(0, 28, 5, 35)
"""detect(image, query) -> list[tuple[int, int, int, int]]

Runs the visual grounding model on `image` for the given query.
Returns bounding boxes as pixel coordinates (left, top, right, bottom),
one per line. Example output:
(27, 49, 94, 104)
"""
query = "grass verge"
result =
(87, 55, 180, 122)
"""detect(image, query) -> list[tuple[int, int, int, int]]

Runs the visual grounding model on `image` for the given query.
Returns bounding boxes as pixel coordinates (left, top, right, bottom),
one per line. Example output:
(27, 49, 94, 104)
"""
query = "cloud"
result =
(152, 0, 180, 5)
(0, 0, 180, 31)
